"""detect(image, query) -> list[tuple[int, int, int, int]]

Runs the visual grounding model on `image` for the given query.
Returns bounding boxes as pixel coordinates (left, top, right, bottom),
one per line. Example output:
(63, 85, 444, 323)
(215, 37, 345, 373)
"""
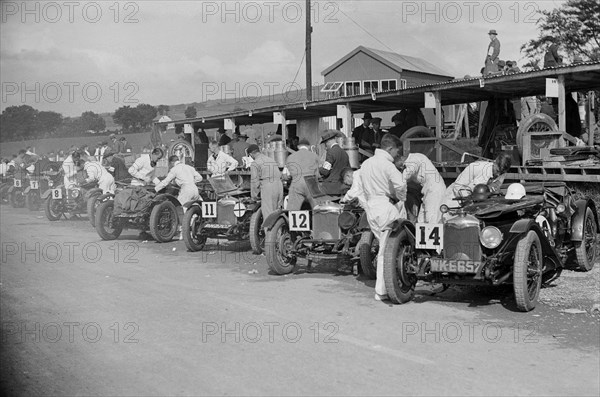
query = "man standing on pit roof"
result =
(283, 138, 320, 210)
(484, 29, 501, 75)
(319, 130, 350, 196)
(248, 144, 283, 224)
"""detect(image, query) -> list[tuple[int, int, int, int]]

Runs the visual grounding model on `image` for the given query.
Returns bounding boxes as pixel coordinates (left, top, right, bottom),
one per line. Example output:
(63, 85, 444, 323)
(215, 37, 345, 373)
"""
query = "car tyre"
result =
(45, 196, 63, 221)
(513, 231, 543, 312)
(182, 205, 207, 252)
(383, 230, 417, 304)
(249, 210, 264, 255)
(150, 200, 179, 243)
(25, 191, 40, 211)
(10, 189, 25, 208)
(95, 200, 123, 240)
(265, 217, 296, 275)
(575, 207, 598, 271)
(358, 231, 377, 279)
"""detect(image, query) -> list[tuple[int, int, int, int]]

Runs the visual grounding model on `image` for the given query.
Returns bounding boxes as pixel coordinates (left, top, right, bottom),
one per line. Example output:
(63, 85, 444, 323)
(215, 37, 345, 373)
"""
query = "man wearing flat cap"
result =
(103, 149, 129, 182)
(283, 138, 320, 210)
(319, 130, 350, 195)
(484, 29, 501, 75)
(217, 127, 232, 146)
(248, 144, 283, 225)
(352, 112, 372, 151)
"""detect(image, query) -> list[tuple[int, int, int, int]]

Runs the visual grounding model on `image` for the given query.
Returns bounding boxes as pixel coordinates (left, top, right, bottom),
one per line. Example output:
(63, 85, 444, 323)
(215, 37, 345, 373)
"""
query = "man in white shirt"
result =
(62, 151, 81, 189)
(396, 152, 446, 223)
(207, 140, 238, 177)
(0, 159, 9, 177)
(155, 155, 203, 207)
(77, 157, 115, 194)
(354, 134, 407, 302)
(443, 153, 512, 207)
(128, 148, 164, 187)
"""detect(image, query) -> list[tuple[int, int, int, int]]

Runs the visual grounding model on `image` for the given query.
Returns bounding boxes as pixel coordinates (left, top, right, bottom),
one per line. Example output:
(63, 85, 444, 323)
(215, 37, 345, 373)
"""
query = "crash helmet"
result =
(505, 183, 526, 200)
(472, 183, 490, 202)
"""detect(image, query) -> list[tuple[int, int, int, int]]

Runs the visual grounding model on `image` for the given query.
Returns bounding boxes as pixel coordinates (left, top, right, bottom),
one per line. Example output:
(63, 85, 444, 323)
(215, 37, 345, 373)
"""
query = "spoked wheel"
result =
(182, 205, 207, 252)
(10, 189, 25, 208)
(513, 231, 543, 312)
(358, 231, 377, 279)
(45, 197, 64, 221)
(265, 217, 296, 275)
(149, 200, 179, 243)
(95, 201, 123, 240)
(383, 230, 417, 304)
(575, 208, 598, 271)
(249, 210, 265, 254)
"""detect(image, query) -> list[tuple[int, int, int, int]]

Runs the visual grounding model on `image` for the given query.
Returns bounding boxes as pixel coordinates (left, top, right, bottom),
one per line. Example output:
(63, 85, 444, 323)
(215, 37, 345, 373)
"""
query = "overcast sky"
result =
(0, 0, 562, 116)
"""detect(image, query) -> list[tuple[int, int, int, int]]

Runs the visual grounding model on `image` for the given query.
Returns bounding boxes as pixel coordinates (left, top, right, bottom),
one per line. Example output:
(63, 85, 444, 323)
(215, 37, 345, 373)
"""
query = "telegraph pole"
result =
(306, 0, 312, 101)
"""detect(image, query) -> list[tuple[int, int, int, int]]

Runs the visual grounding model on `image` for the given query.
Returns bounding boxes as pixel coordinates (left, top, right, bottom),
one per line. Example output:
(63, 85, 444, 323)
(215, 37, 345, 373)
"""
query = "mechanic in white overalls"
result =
(154, 155, 203, 209)
(77, 157, 116, 194)
(396, 152, 446, 223)
(355, 134, 407, 302)
(62, 151, 81, 189)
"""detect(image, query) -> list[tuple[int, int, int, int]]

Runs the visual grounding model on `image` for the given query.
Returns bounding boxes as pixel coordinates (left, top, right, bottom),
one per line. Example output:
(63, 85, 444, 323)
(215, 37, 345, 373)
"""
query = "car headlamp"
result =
(337, 211, 357, 230)
(480, 226, 502, 249)
(70, 189, 80, 198)
(440, 204, 449, 214)
(556, 203, 566, 214)
(48, 180, 54, 187)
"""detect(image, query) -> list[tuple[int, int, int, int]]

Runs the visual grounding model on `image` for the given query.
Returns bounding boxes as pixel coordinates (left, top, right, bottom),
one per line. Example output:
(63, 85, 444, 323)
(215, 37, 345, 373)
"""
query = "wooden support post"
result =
(341, 103, 352, 137)
(280, 111, 287, 145)
(434, 91, 443, 162)
(465, 104, 470, 138)
(557, 75, 566, 133)
(589, 91, 595, 147)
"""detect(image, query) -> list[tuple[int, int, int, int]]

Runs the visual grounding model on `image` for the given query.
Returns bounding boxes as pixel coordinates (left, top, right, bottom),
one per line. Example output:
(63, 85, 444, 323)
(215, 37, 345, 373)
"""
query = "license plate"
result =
(202, 202, 217, 218)
(416, 223, 443, 253)
(430, 258, 482, 274)
(289, 211, 311, 232)
(14, 179, 22, 188)
(29, 180, 39, 189)
(51, 189, 62, 199)
(203, 223, 230, 229)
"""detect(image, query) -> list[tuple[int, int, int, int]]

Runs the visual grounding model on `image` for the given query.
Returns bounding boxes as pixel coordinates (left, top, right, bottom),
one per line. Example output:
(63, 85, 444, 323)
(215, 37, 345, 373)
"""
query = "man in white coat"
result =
(154, 155, 203, 208)
(62, 151, 81, 189)
(354, 134, 407, 301)
(396, 152, 446, 223)
(443, 153, 512, 207)
(128, 148, 164, 187)
(77, 156, 115, 194)
(207, 140, 238, 177)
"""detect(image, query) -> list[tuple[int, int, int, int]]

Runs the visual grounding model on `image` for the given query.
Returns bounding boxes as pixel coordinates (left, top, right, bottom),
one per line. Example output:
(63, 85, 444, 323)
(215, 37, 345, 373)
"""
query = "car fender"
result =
(509, 220, 557, 259)
(263, 210, 287, 231)
(571, 199, 598, 242)
(41, 189, 53, 199)
(24, 186, 32, 194)
(388, 219, 416, 243)
(84, 187, 103, 201)
(7, 186, 15, 194)
(184, 200, 202, 209)
(96, 193, 114, 202)
(358, 212, 369, 230)
(153, 193, 181, 207)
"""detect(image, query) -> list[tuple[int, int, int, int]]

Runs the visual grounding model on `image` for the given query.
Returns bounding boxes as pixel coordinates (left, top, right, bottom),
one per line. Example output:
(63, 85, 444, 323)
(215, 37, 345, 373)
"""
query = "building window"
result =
(363, 80, 379, 94)
(344, 81, 361, 96)
(399, 79, 407, 89)
(381, 79, 397, 91)
(320, 82, 343, 97)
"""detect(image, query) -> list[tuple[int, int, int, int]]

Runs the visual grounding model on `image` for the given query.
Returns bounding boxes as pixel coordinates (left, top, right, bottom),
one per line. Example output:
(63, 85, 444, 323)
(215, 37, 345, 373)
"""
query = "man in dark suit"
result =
(217, 127, 232, 146)
(352, 112, 372, 148)
(319, 130, 350, 195)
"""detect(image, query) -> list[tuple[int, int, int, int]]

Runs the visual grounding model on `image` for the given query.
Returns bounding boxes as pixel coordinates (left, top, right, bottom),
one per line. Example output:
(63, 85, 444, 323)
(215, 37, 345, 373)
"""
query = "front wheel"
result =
(182, 205, 207, 252)
(150, 200, 179, 243)
(513, 231, 543, 312)
(575, 207, 598, 271)
(265, 217, 296, 275)
(86, 193, 108, 227)
(26, 191, 41, 211)
(45, 197, 63, 221)
(358, 231, 377, 279)
(249, 210, 265, 254)
(383, 230, 417, 304)
(95, 200, 123, 240)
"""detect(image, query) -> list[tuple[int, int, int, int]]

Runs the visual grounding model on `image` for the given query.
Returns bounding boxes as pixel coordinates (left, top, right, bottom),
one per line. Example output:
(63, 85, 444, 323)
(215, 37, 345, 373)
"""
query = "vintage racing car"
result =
(263, 176, 370, 275)
(182, 175, 264, 254)
(382, 182, 598, 311)
(43, 177, 101, 221)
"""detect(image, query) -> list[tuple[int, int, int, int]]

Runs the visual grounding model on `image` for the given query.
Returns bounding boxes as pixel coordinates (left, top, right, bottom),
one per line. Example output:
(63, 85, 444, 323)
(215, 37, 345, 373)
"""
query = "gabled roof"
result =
(321, 46, 453, 78)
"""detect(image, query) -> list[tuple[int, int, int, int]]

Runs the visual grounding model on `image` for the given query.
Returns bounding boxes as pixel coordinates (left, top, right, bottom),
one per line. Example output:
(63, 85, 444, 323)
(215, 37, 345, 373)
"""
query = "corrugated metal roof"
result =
(321, 45, 453, 78)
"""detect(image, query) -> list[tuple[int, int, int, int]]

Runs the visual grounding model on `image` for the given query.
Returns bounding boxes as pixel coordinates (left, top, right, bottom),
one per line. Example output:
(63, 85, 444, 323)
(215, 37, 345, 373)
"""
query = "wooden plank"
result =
(434, 91, 443, 162)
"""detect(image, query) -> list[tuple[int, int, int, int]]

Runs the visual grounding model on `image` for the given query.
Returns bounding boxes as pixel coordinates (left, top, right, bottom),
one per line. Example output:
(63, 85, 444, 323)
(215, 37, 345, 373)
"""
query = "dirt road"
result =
(1, 206, 599, 396)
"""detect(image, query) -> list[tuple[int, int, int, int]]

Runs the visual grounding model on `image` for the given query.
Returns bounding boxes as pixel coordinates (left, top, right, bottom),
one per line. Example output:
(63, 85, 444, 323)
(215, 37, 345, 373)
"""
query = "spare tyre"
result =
(516, 113, 558, 155)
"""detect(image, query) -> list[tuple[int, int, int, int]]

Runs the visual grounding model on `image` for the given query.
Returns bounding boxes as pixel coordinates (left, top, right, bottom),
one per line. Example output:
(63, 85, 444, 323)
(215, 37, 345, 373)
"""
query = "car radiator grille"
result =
(216, 203, 236, 226)
(444, 224, 482, 262)
(312, 213, 341, 240)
